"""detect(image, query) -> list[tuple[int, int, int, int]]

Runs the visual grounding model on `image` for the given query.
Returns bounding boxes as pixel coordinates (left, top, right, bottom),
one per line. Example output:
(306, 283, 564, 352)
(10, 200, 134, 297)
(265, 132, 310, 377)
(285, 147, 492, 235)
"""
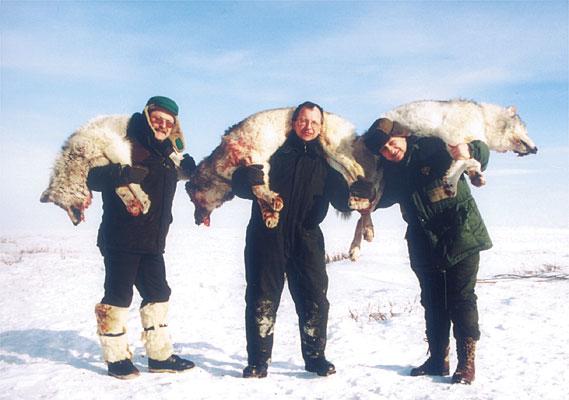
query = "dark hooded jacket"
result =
(232, 133, 352, 264)
(87, 112, 178, 254)
(377, 136, 492, 269)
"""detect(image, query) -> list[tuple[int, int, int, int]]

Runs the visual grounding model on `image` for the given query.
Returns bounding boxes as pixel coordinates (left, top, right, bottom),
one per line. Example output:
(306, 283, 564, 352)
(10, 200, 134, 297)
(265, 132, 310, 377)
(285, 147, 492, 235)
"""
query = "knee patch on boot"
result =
(95, 303, 132, 362)
(140, 302, 173, 361)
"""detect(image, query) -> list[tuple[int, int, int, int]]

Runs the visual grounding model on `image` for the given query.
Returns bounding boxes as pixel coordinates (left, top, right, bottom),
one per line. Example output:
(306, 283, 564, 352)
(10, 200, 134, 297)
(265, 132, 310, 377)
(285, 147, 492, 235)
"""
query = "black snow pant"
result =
(410, 250, 481, 350)
(100, 249, 171, 308)
(244, 227, 330, 366)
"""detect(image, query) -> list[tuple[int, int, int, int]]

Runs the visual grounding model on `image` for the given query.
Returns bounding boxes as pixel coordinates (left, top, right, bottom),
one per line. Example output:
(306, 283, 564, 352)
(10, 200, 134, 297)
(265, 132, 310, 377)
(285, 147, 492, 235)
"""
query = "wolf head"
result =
(185, 157, 235, 226)
(492, 105, 538, 156)
(40, 183, 92, 225)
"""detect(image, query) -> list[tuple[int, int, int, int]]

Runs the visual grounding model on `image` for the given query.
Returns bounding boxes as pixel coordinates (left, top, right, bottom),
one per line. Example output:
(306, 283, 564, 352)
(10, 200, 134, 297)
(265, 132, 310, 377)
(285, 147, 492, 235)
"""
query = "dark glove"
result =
(180, 153, 197, 174)
(349, 177, 374, 200)
(241, 164, 265, 187)
(117, 165, 148, 186)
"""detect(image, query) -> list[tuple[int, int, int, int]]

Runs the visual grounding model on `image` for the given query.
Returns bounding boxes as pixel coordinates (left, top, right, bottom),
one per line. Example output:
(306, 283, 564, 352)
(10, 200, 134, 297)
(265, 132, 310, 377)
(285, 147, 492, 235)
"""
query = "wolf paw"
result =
(363, 226, 374, 242)
(115, 186, 151, 217)
(271, 195, 284, 212)
(349, 246, 360, 262)
(263, 211, 280, 229)
(468, 171, 486, 187)
(348, 196, 371, 211)
(128, 184, 151, 214)
(442, 180, 457, 197)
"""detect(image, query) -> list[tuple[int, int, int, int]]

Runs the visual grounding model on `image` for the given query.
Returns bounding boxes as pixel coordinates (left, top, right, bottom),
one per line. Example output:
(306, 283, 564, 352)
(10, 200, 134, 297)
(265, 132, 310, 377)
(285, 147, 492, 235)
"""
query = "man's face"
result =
(293, 106, 322, 142)
(380, 137, 407, 163)
(149, 109, 175, 141)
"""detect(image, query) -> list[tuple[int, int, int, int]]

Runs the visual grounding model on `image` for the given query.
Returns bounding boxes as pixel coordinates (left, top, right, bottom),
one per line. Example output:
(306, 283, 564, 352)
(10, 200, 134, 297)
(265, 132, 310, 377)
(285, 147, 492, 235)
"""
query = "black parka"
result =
(233, 132, 352, 263)
(87, 113, 178, 254)
(378, 136, 493, 269)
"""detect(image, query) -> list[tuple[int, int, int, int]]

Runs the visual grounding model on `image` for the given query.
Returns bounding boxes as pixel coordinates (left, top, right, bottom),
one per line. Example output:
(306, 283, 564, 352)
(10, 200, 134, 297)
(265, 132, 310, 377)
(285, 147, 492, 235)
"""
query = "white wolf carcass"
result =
(40, 114, 186, 225)
(346, 99, 539, 262)
(383, 99, 537, 195)
(186, 108, 381, 232)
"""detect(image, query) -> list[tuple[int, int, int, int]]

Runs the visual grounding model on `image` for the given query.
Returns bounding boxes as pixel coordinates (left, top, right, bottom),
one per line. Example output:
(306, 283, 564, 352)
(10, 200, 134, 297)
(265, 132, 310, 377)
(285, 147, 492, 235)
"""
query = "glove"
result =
(349, 177, 374, 200)
(117, 165, 148, 186)
(180, 153, 197, 174)
(241, 164, 265, 187)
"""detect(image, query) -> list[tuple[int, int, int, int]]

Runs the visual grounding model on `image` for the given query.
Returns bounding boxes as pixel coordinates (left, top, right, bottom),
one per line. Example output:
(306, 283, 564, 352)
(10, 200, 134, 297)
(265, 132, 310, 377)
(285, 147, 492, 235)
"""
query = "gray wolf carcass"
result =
(186, 108, 380, 229)
(40, 114, 185, 225)
(383, 99, 537, 195)
(347, 99, 538, 261)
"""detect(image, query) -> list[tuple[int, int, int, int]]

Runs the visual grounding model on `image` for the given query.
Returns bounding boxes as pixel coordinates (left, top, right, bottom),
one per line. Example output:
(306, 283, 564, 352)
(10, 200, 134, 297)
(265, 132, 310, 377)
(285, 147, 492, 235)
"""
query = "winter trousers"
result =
(100, 249, 171, 307)
(411, 253, 481, 348)
(244, 229, 330, 366)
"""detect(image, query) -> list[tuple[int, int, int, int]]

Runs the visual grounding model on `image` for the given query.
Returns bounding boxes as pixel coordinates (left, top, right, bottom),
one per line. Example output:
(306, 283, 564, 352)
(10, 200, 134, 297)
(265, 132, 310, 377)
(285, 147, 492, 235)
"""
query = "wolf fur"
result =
(186, 107, 375, 229)
(95, 303, 132, 362)
(40, 113, 186, 225)
(383, 99, 537, 195)
(341, 99, 539, 262)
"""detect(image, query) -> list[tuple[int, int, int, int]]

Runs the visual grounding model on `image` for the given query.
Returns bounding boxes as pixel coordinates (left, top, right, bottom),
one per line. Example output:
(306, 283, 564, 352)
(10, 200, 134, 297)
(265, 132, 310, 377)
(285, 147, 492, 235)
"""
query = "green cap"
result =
(146, 96, 179, 116)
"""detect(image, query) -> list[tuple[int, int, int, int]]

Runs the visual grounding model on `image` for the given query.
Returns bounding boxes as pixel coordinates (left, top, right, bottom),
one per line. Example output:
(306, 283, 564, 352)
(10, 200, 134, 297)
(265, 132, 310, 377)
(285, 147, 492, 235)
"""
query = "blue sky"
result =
(1, 1, 567, 231)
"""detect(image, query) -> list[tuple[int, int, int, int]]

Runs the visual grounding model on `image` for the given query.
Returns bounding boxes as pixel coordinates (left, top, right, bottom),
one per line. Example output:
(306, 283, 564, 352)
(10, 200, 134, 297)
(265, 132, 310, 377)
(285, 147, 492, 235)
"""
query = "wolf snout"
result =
(515, 142, 538, 156)
(194, 209, 211, 227)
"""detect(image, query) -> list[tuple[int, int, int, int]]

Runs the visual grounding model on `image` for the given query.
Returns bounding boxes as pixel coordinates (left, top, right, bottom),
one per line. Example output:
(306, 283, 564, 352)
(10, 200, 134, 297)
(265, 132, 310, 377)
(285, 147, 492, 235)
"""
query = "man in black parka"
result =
(87, 96, 197, 379)
(232, 101, 372, 378)
(365, 118, 493, 385)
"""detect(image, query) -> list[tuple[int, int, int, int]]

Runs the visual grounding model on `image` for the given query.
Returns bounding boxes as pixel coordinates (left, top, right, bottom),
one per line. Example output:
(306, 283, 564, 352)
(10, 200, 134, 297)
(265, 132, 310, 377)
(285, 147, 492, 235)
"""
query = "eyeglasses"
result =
(296, 118, 321, 130)
(151, 115, 175, 129)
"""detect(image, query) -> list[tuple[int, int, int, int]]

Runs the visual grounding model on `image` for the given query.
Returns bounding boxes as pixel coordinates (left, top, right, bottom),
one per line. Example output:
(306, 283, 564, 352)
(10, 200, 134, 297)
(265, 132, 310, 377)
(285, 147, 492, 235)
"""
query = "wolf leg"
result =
(115, 184, 151, 216)
(127, 183, 151, 213)
(252, 185, 284, 212)
(362, 213, 374, 242)
(349, 216, 364, 261)
(443, 159, 483, 196)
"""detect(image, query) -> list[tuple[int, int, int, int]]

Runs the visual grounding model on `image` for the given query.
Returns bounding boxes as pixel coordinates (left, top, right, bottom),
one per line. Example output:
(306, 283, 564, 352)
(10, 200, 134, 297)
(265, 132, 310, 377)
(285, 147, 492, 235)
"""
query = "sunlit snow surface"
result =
(1, 214, 568, 400)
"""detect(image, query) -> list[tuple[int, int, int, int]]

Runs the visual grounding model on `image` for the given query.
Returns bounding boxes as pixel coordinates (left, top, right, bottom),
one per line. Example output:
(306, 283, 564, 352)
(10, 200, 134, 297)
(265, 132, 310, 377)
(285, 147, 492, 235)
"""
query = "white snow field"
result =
(1, 200, 568, 400)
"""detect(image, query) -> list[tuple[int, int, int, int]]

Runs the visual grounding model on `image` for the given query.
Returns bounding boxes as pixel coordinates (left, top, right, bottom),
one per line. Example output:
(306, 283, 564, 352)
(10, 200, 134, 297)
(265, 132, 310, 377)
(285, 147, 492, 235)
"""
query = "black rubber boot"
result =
(305, 358, 336, 377)
(243, 363, 268, 378)
(410, 345, 450, 376)
(148, 354, 195, 373)
(107, 359, 140, 380)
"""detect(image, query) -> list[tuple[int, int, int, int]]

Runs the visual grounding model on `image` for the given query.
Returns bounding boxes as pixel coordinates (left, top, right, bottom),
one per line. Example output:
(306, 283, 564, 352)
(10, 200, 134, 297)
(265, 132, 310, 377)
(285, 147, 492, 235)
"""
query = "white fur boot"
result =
(140, 302, 174, 362)
(94, 303, 133, 362)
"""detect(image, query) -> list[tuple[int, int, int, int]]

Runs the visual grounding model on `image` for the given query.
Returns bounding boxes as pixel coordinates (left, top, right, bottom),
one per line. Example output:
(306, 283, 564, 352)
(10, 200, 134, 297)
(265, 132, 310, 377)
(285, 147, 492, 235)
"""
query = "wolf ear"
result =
(506, 106, 517, 116)
(40, 190, 52, 203)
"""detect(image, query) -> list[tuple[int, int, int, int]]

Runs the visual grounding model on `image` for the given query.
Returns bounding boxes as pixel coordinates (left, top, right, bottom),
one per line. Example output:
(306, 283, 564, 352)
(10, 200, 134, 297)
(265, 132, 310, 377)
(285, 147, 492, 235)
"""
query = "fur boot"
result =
(140, 302, 174, 362)
(95, 303, 133, 363)
(452, 337, 477, 384)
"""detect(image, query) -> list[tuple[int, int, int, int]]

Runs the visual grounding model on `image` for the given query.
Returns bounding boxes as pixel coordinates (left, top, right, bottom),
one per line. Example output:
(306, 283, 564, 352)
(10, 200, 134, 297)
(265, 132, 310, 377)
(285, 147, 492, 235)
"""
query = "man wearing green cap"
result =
(87, 96, 197, 379)
(364, 118, 492, 385)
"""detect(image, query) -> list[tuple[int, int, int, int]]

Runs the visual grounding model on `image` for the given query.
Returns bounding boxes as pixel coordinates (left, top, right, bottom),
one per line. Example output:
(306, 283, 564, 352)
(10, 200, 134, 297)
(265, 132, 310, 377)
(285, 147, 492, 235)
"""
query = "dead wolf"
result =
(383, 99, 537, 195)
(40, 113, 186, 225)
(186, 107, 379, 229)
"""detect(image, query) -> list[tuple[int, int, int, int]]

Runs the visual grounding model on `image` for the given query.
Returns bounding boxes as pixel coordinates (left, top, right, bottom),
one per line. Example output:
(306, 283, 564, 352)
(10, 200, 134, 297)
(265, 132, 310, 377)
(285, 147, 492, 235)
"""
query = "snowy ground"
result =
(1, 203, 568, 400)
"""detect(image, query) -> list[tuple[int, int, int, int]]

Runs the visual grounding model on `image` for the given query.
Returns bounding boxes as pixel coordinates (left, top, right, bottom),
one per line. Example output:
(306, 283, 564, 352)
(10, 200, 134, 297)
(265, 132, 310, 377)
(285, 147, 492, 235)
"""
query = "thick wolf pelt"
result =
(186, 108, 379, 229)
(40, 114, 185, 225)
(383, 99, 537, 195)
